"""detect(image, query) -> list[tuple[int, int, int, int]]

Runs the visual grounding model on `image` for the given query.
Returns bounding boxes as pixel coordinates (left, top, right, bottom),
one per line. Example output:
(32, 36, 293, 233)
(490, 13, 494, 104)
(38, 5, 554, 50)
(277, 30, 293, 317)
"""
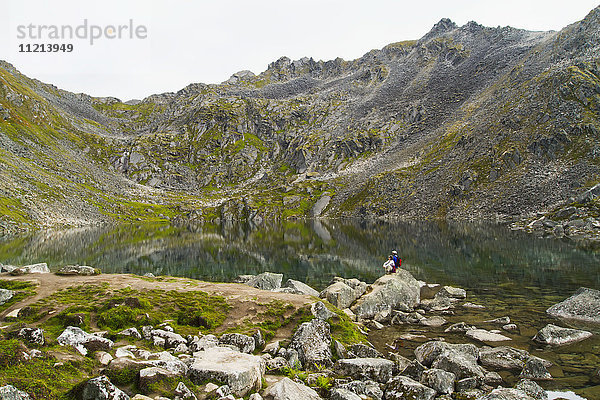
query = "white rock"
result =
(263, 377, 322, 400)
(465, 328, 511, 342)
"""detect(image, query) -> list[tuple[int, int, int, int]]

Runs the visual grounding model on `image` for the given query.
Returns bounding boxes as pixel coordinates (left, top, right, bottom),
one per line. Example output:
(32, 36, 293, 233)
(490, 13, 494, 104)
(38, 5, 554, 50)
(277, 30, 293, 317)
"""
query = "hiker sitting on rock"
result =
(392, 250, 401, 270)
(383, 255, 395, 274)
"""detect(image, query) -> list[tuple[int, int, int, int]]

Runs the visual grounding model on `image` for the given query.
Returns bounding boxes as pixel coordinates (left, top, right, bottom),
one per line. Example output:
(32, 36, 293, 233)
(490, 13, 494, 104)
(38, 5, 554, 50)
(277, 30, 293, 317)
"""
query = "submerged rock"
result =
(288, 318, 332, 369)
(334, 358, 395, 383)
(189, 347, 265, 397)
(546, 287, 600, 323)
(532, 324, 593, 346)
(465, 328, 511, 343)
(263, 377, 322, 400)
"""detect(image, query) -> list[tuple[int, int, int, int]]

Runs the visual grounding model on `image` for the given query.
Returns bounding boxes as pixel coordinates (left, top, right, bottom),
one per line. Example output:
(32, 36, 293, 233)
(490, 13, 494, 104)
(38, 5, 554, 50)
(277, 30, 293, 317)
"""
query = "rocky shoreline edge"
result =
(0, 263, 598, 400)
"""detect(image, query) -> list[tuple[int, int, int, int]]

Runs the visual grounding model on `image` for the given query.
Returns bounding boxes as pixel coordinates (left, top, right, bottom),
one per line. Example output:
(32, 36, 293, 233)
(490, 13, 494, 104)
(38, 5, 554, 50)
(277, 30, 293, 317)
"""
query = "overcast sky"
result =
(1, 0, 598, 101)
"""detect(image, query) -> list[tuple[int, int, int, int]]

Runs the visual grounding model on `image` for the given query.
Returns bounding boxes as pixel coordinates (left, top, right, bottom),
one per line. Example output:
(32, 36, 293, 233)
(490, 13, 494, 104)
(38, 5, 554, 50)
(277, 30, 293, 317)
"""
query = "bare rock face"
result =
(263, 377, 322, 400)
(82, 376, 129, 400)
(532, 324, 593, 346)
(188, 347, 265, 397)
(288, 318, 332, 369)
(546, 287, 600, 323)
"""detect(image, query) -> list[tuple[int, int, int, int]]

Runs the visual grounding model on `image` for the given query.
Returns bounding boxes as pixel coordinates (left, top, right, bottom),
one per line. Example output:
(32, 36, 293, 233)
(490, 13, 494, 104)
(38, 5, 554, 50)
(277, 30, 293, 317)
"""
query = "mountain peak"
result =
(420, 18, 458, 42)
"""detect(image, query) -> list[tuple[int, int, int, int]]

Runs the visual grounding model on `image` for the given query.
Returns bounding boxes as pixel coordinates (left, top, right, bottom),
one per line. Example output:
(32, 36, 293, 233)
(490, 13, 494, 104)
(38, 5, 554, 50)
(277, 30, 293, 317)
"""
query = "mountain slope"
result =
(0, 7, 599, 233)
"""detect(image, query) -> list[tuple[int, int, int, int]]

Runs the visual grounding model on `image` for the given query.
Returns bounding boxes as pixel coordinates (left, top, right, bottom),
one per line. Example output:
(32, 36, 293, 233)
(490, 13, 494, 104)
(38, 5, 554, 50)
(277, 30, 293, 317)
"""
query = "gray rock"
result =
(445, 322, 476, 332)
(456, 377, 479, 392)
(234, 275, 254, 284)
(263, 377, 322, 400)
(17, 328, 44, 345)
(288, 318, 332, 369)
(141, 326, 153, 340)
(333, 340, 347, 359)
(248, 394, 263, 400)
(143, 273, 155, 278)
(484, 316, 510, 325)
(420, 368, 455, 395)
(189, 347, 265, 397)
(437, 286, 466, 299)
(336, 380, 383, 400)
(414, 341, 479, 367)
(311, 301, 335, 320)
(320, 281, 358, 309)
(351, 271, 420, 319)
(82, 376, 129, 400)
(419, 283, 442, 299)
(265, 357, 289, 373)
(532, 324, 593, 346)
(331, 277, 368, 297)
(219, 333, 256, 354)
(479, 346, 530, 370)
(245, 272, 283, 291)
(263, 341, 280, 356)
(283, 279, 319, 296)
(117, 328, 142, 339)
(151, 329, 186, 348)
(95, 351, 113, 366)
(55, 265, 98, 275)
(189, 334, 219, 352)
(330, 388, 361, 400)
(347, 343, 383, 359)
(384, 376, 436, 400)
(420, 316, 447, 327)
(484, 371, 503, 386)
(12, 263, 50, 274)
(465, 329, 511, 343)
(478, 388, 536, 400)
(57, 326, 114, 356)
(174, 381, 197, 399)
(431, 350, 486, 380)
(390, 353, 411, 373)
(546, 287, 600, 323)
(520, 357, 552, 380)
(0, 289, 15, 305)
(253, 330, 265, 349)
(0, 385, 31, 399)
(400, 359, 427, 381)
(334, 358, 394, 383)
(515, 379, 547, 400)
(463, 302, 486, 309)
(215, 385, 231, 397)
(503, 324, 519, 332)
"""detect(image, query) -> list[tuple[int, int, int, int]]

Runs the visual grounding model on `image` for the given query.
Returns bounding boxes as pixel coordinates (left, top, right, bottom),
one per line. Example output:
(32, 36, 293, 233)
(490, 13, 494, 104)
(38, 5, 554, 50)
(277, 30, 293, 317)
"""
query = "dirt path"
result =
(0, 273, 314, 340)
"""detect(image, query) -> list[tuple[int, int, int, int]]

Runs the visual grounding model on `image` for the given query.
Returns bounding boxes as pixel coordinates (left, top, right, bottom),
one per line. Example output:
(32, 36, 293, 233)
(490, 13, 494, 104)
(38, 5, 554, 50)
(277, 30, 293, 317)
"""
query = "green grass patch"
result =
(0, 279, 36, 312)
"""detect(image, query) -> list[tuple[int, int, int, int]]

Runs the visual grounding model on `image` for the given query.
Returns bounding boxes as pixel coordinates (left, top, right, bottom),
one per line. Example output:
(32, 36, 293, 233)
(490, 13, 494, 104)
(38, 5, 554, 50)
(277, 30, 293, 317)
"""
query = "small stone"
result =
(520, 357, 552, 380)
(463, 302, 486, 309)
(484, 316, 510, 325)
(445, 322, 476, 332)
(465, 328, 511, 343)
(503, 324, 518, 332)
(532, 324, 593, 346)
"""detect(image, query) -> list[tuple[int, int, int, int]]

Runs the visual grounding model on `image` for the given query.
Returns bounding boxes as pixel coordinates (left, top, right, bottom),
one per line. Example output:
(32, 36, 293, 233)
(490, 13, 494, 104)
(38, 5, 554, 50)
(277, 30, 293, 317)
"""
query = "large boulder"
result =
(282, 279, 319, 296)
(288, 318, 332, 369)
(384, 376, 436, 400)
(263, 377, 322, 400)
(336, 380, 383, 400)
(0, 385, 31, 399)
(138, 367, 178, 394)
(245, 272, 283, 291)
(437, 286, 466, 299)
(351, 271, 420, 319)
(414, 341, 479, 367)
(479, 346, 530, 370)
(82, 376, 129, 400)
(431, 349, 486, 380)
(333, 358, 395, 383)
(189, 347, 265, 397)
(320, 282, 359, 309)
(532, 324, 593, 346)
(0, 289, 14, 305)
(347, 344, 383, 359)
(520, 357, 552, 380)
(219, 333, 256, 354)
(311, 301, 335, 321)
(10, 263, 50, 275)
(150, 329, 186, 348)
(57, 326, 114, 356)
(546, 287, 600, 323)
(515, 379, 547, 400)
(330, 388, 361, 400)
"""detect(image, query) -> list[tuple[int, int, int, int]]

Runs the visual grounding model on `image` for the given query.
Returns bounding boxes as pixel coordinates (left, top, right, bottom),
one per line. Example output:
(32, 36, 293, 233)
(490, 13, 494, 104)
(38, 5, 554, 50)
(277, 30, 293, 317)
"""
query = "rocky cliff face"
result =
(0, 7, 599, 232)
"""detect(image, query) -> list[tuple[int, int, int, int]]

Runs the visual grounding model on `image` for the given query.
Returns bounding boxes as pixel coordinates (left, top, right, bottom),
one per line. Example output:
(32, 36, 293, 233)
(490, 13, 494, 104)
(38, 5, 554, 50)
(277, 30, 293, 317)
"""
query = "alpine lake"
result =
(0, 220, 599, 399)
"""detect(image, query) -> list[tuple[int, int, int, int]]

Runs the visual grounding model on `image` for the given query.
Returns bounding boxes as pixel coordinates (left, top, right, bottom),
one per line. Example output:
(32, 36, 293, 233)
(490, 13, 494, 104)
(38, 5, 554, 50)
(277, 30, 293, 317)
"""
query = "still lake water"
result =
(0, 220, 599, 397)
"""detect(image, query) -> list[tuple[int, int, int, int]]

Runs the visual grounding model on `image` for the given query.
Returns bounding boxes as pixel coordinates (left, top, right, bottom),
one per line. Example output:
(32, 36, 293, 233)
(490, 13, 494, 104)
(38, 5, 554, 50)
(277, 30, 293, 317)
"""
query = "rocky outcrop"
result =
(532, 324, 593, 346)
(263, 377, 322, 400)
(188, 347, 265, 397)
(55, 265, 99, 275)
(281, 279, 319, 296)
(288, 318, 332, 369)
(546, 288, 600, 323)
(351, 271, 420, 319)
(82, 376, 129, 400)
(9, 263, 50, 275)
(333, 358, 395, 383)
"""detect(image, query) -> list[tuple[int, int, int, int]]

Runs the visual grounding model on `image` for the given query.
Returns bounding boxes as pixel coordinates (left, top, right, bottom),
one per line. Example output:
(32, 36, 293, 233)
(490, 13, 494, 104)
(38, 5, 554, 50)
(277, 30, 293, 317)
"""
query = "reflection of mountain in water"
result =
(0, 221, 598, 293)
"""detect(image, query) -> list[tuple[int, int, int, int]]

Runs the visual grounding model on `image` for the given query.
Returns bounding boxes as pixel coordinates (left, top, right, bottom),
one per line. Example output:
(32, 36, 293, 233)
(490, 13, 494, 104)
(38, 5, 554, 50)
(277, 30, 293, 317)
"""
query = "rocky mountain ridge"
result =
(0, 7, 599, 233)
